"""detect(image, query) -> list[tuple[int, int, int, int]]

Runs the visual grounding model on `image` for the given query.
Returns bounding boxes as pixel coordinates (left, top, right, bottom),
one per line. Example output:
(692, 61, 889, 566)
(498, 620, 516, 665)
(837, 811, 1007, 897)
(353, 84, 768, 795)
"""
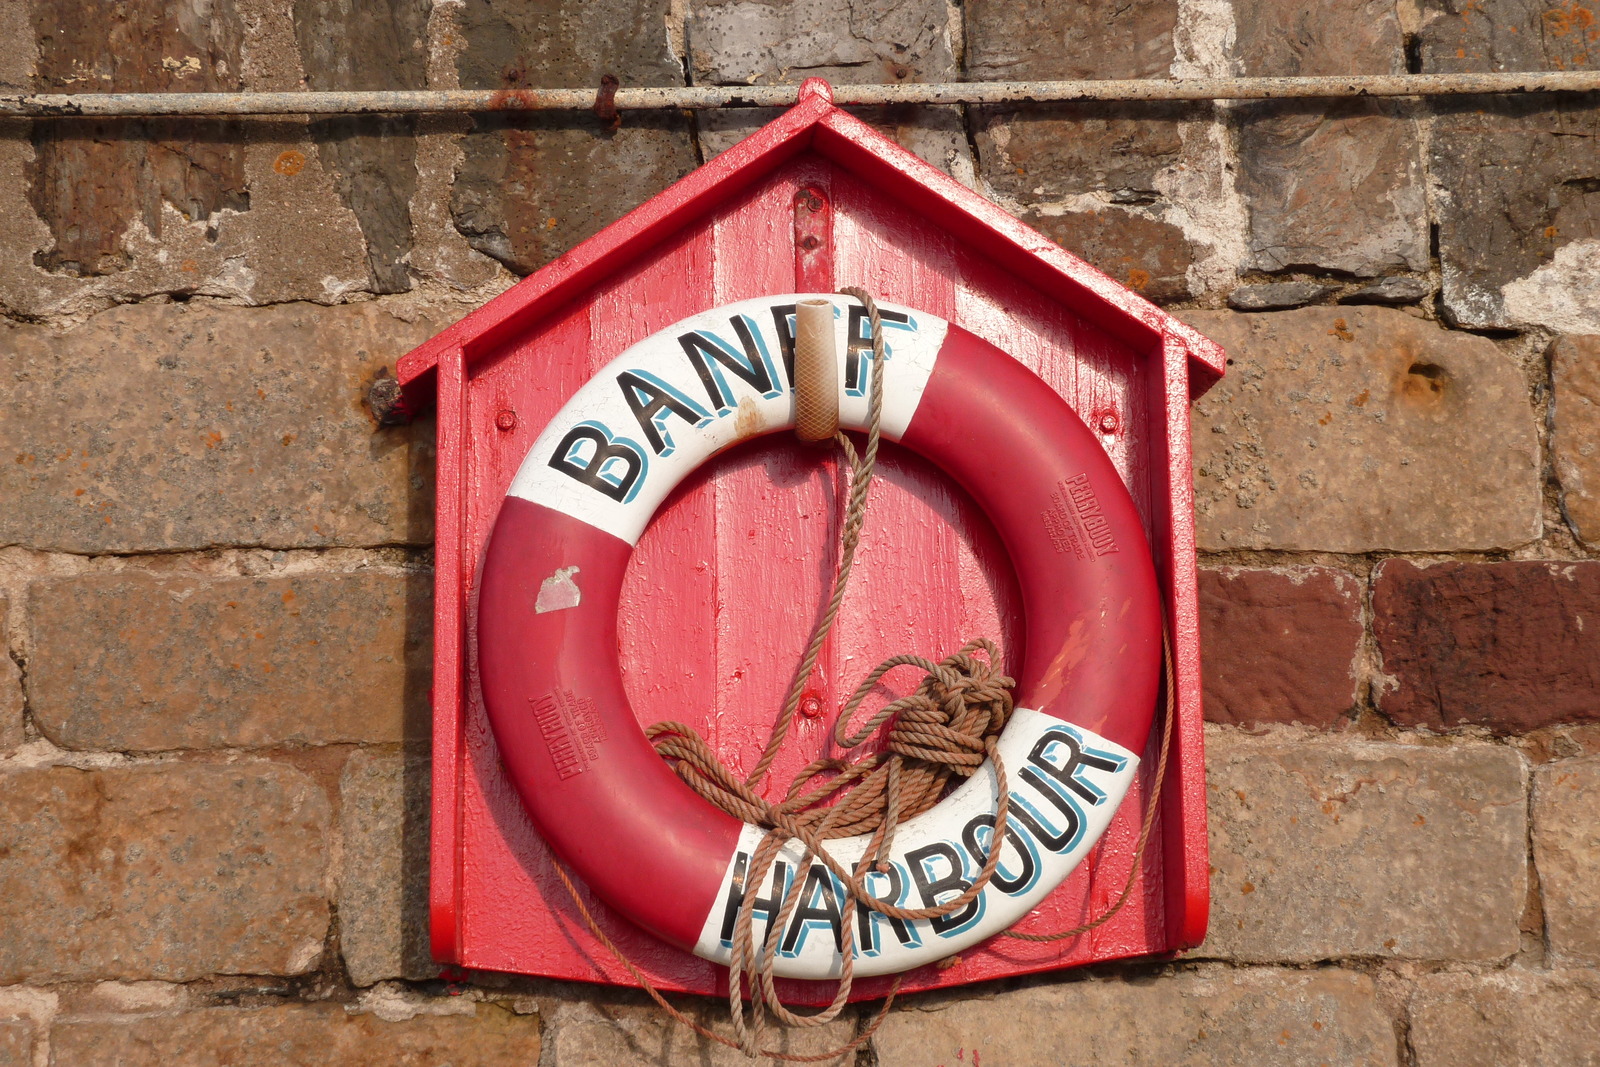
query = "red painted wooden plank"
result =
(428, 343, 469, 965)
(1158, 332, 1211, 950)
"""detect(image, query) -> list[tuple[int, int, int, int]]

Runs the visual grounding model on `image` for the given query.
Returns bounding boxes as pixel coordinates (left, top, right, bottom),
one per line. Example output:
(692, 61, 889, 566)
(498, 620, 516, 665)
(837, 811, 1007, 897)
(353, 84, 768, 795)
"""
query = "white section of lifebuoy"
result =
(691, 709, 1139, 979)
(508, 294, 946, 544)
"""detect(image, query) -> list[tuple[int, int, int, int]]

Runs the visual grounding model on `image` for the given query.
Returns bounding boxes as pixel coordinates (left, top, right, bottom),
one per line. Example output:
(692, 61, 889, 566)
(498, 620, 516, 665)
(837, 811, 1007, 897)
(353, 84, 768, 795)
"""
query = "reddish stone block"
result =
(872, 967, 1397, 1066)
(1199, 567, 1363, 727)
(1552, 335, 1600, 547)
(1411, 970, 1600, 1067)
(1374, 560, 1600, 733)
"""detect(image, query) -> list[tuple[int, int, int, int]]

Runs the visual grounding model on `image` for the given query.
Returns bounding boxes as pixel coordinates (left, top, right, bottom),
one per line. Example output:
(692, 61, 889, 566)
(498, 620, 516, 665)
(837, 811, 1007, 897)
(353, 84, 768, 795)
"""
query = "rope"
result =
(548, 288, 1177, 1061)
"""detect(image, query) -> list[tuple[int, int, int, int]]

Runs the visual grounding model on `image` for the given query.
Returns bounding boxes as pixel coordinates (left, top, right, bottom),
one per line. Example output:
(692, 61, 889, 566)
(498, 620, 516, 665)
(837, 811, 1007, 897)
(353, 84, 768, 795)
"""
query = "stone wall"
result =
(1, 0, 1597, 1064)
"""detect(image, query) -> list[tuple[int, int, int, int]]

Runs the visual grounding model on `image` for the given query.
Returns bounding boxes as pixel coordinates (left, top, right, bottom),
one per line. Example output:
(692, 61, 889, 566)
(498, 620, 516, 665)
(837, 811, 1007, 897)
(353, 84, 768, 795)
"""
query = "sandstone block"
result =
(543, 998, 855, 1066)
(0, 597, 19, 754)
(340, 751, 433, 986)
(1410, 969, 1600, 1067)
(1373, 561, 1600, 733)
(26, 0, 246, 278)
(1204, 735, 1525, 962)
(0, 763, 330, 982)
(1553, 335, 1600, 546)
(50, 1004, 540, 1067)
(1185, 307, 1541, 552)
(0, 301, 441, 553)
(872, 967, 1397, 1066)
(1199, 567, 1363, 728)
(28, 572, 430, 751)
(451, 0, 696, 275)
(0, 1018, 31, 1067)
(1534, 757, 1600, 966)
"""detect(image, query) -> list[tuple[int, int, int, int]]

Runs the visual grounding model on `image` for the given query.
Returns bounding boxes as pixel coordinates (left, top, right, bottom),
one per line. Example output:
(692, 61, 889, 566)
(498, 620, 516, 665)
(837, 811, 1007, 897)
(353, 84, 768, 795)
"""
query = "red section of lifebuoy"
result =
(479, 502, 741, 948)
(478, 312, 1161, 963)
(902, 327, 1161, 752)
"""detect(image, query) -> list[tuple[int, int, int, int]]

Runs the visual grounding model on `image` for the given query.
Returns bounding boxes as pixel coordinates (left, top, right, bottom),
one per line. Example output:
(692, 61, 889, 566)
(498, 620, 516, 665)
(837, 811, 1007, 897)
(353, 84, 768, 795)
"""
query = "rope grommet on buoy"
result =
(792, 298, 840, 442)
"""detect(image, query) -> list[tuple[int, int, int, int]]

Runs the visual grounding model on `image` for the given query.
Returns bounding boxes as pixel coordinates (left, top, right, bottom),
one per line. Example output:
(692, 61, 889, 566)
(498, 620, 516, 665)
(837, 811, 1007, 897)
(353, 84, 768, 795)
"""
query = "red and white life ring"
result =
(478, 295, 1162, 980)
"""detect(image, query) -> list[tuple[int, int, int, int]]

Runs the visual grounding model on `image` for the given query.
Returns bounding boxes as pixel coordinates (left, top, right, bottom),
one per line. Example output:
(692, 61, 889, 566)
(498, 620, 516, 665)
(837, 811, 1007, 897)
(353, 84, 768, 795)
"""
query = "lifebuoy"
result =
(478, 295, 1162, 979)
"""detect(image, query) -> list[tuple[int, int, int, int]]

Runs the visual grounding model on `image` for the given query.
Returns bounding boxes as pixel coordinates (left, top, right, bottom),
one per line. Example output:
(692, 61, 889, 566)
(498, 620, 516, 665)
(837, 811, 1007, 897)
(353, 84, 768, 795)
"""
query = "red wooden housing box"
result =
(397, 79, 1225, 1003)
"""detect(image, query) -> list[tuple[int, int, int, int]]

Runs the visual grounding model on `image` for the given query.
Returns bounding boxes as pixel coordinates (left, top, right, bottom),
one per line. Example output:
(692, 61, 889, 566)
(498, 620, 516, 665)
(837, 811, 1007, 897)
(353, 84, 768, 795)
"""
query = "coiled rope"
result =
(548, 289, 1175, 1061)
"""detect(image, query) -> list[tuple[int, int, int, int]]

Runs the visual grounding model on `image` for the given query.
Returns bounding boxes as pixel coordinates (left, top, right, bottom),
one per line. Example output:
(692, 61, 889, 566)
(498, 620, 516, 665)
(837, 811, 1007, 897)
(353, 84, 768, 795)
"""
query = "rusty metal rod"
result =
(1, 72, 1597, 117)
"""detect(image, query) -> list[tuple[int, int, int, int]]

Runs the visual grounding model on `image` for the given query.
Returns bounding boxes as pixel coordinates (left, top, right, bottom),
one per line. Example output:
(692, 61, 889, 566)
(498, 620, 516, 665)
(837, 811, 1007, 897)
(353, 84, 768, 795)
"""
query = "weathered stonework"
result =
(967, 0, 1199, 301)
(1204, 734, 1526, 962)
(689, 0, 955, 86)
(1199, 567, 1363, 728)
(1185, 307, 1542, 552)
(0, 763, 330, 983)
(1227, 280, 1339, 311)
(0, 0, 1594, 1054)
(872, 967, 1397, 1066)
(50, 1004, 542, 1067)
(450, 0, 697, 275)
(1342, 276, 1432, 306)
(1409, 969, 1600, 1067)
(690, 0, 970, 178)
(0, 301, 444, 553)
(1231, 0, 1427, 277)
(0, 0, 376, 317)
(1533, 757, 1600, 966)
(1419, 0, 1600, 331)
(1029, 206, 1193, 304)
(27, 573, 430, 751)
(1553, 335, 1600, 546)
(542, 998, 856, 1066)
(26, 0, 248, 277)
(293, 0, 431, 294)
(1373, 560, 1600, 733)
(340, 751, 434, 986)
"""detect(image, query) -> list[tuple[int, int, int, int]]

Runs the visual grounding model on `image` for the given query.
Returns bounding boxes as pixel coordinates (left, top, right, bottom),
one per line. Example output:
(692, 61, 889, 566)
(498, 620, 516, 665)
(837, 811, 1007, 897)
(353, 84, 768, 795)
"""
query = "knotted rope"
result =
(647, 288, 1021, 1055)
(547, 289, 1176, 1062)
